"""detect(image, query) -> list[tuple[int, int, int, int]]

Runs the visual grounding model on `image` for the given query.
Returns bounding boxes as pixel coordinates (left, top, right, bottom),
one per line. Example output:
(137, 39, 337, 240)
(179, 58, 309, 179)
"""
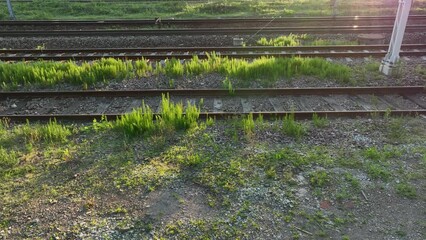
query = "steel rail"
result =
(1, 25, 425, 37)
(1, 15, 426, 26)
(1, 110, 425, 123)
(1, 50, 425, 61)
(1, 86, 424, 99)
(1, 44, 424, 54)
(1, 87, 424, 122)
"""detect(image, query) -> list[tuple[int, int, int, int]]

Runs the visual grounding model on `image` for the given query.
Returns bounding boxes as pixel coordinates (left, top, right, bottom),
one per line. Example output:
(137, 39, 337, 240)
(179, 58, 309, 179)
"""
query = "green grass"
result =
(15, 119, 72, 144)
(282, 113, 306, 139)
(0, 55, 352, 89)
(0, 58, 144, 89)
(395, 182, 417, 199)
(256, 34, 357, 47)
(0, 116, 424, 239)
(242, 113, 255, 136)
(257, 34, 306, 47)
(2, 0, 425, 20)
(115, 101, 155, 138)
(309, 170, 330, 187)
(114, 94, 200, 138)
(312, 113, 328, 128)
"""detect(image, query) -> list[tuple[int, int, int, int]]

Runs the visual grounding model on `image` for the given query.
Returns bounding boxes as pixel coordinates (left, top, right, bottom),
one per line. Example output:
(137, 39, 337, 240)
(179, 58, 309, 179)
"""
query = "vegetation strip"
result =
(2, 110, 426, 122)
(1, 25, 426, 36)
(2, 15, 425, 26)
(0, 56, 353, 89)
(1, 86, 424, 99)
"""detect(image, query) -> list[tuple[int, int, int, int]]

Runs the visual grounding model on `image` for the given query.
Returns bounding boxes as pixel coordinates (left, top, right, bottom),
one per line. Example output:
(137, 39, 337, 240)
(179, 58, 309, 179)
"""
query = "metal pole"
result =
(6, 0, 16, 20)
(379, 0, 412, 75)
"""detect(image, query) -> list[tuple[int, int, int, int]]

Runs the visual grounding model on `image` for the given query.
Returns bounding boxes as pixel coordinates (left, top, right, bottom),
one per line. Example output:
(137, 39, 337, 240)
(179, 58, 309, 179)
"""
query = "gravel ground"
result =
(0, 32, 425, 49)
(1, 117, 425, 239)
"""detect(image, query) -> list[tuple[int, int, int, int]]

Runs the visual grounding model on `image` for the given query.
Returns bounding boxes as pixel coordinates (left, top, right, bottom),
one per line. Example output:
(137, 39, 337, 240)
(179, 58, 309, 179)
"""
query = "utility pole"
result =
(380, 0, 412, 75)
(330, 0, 338, 17)
(6, 0, 16, 20)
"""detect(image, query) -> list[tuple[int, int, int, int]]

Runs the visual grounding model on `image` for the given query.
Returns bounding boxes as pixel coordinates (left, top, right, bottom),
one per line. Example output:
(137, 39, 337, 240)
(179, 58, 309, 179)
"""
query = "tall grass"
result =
(0, 55, 352, 89)
(257, 34, 307, 47)
(115, 101, 155, 137)
(13, 119, 71, 144)
(0, 147, 19, 170)
(0, 58, 138, 89)
(158, 94, 200, 130)
(282, 113, 306, 139)
(113, 95, 200, 137)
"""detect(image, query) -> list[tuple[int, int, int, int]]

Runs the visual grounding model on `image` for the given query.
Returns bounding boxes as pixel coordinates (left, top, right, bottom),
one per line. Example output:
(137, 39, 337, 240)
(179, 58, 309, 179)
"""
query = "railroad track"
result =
(1, 87, 425, 122)
(1, 25, 426, 37)
(2, 16, 426, 29)
(2, 44, 426, 61)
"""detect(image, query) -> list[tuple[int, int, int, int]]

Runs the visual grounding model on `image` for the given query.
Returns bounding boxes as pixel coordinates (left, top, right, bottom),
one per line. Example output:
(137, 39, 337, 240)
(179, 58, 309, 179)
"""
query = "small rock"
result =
(11, 103, 17, 108)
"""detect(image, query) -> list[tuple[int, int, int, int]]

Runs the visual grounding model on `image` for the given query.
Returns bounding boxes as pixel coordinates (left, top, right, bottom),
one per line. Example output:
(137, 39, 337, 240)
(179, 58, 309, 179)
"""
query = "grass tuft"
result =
(115, 101, 155, 138)
(282, 113, 306, 139)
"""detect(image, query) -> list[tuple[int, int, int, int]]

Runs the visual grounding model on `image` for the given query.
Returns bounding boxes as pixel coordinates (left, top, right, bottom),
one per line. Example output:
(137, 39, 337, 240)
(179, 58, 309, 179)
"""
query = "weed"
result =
(257, 34, 306, 47)
(309, 170, 330, 187)
(312, 113, 328, 128)
(387, 117, 406, 141)
(15, 119, 71, 144)
(222, 77, 235, 95)
(366, 163, 391, 181)
(282, 113, 306, 139)
(158, 94, 200, 130)
(163, 58, 184, 78)
(414, 65, 426, 77)
(115, 101, 155, 137)
(307, 39, 358, 46)
(242, 113, 255, 137)
(0, 147, 19, 170)
(363, 146, 382, 161)
(395, 182, 417, 199)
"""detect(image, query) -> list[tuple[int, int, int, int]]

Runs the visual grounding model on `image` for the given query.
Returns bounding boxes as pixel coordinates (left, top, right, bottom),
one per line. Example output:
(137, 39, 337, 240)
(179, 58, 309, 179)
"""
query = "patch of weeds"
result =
(363, 146, 382, 161)
(282, 113, 306, 139)
(158, 94, 200, 131)
(242, 113, 255, 137)
(307, 39, 358, 46)
(92, 115, 113, 132)
(366, 163, 391, 181)
(109, 206, 128, 215)
(166, 146, 207, 167)
(395, 182, 417, 199)
(163, 58, 184, 78)
(344, 172, 361, 191)
(337, 150, 363, 169)
(392, 60, 407, 80)
(15, 119, 72, 144)
(312, 113, 328, 128)
(222, 77, 235, 95)
(115, 101, 155, 138)
(115, 95, 200, 138)
(309, 170, 330, 187)
(0, 147, 19, 170)
(414, 64, 426, 77)
(387, 117, 406, 142)
(342, 235, 350, 240)
(256, 33, 307, 46)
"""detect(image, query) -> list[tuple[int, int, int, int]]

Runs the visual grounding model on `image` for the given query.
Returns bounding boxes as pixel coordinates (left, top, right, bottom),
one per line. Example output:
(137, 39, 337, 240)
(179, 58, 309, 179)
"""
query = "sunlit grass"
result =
(1, 0, 423, 20)
(0, 55, 352, 89)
